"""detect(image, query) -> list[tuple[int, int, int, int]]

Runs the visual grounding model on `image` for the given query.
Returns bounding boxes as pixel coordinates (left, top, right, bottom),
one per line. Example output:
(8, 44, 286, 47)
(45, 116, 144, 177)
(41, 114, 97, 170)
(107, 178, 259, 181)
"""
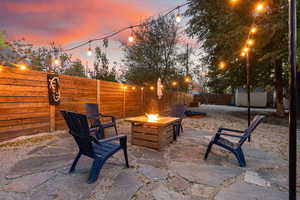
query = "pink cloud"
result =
(1, 0, 153, 45)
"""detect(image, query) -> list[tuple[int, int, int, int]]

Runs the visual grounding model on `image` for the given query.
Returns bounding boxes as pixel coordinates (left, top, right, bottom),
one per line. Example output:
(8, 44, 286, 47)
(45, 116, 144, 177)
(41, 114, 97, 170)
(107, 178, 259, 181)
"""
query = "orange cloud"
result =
(1, 0, 153, 45)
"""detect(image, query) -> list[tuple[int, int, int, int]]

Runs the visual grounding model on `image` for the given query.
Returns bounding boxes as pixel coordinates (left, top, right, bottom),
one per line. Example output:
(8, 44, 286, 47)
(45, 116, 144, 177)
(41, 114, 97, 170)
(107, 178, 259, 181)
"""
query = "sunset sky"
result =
(1, 0, 197, 70)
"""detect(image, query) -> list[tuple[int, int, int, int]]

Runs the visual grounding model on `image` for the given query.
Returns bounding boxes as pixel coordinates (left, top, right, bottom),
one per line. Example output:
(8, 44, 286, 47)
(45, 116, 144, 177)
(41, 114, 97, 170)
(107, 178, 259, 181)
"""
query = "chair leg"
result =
(172, 124, 177, 141)
(96, 127, 105, 139)
(204, 142, 214, 160)
(114, 124, 118, 135)
(87, 158, 104, 184)
(69, 152, 81, 173)
(234, 148, 246, 167)
(123, 147, 129, 168)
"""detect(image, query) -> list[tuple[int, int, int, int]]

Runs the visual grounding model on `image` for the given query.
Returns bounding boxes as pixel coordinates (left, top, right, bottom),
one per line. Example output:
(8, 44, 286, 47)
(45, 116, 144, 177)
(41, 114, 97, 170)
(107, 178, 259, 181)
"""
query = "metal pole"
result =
(288, 0, 297, 199)
(247, 53, 251, 127)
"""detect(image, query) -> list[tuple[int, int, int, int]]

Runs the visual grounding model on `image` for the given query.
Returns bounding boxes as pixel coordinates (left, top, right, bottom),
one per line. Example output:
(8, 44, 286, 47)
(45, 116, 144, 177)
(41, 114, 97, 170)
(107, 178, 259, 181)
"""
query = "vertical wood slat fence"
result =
(0, 66, 193, 142)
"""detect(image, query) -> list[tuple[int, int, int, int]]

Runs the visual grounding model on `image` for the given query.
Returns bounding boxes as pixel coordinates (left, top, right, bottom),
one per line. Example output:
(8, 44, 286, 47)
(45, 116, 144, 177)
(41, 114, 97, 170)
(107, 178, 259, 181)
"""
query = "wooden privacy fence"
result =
(194, 93, 233, 105)
(0, 66, 193, 141)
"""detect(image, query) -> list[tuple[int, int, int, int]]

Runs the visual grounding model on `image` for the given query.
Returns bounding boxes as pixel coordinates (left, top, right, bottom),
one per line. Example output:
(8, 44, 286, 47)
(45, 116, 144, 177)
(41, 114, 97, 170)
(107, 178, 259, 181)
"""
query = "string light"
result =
(241, 52, 246, 57)
(87, 42, 92, 56)
(218, 61, 226, 70)
(172, 81, 177, 86)
(19, 64, 27, 70)
(255, 3, 265, 12)
(132, 86, 136, 90)
(160, 85, 164, 89)
(243, 47, 250, 53)
(60, 2, 190, 53)
(176, 14, 182, 23)
(230, 0, 238, 4)
(150, 86, 155, 91)
(141, 87, 144, 90)
(128, 30, 134, 43)
(53, 57, 60, 66)
(250, 27, 257, 34)
(185, 77, 191, 83)
(247, 39, 254, 46)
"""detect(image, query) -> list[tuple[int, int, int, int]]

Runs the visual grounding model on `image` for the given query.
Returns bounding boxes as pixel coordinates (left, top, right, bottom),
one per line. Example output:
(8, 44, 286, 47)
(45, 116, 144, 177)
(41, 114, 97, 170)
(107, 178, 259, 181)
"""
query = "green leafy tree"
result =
(91, 46, 117, 82)
(123, 15, 186, 88)
(186, 0, 299, 116)
(64, 59, 86, 77)
(0, 31, 8, 49)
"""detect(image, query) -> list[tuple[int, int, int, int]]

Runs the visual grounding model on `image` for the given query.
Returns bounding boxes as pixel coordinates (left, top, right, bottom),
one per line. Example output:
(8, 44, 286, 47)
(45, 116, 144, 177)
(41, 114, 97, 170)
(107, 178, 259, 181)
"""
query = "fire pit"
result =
(125, 115, 180, 151)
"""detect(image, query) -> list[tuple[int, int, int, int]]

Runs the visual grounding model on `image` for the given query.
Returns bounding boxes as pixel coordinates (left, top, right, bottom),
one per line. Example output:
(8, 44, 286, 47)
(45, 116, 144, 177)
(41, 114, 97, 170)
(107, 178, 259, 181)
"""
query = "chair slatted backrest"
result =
(238, 115, 265, 146)
(169, 104, 187, 119)
(85, 103, 100, 126)
(61, 110, 95, 157)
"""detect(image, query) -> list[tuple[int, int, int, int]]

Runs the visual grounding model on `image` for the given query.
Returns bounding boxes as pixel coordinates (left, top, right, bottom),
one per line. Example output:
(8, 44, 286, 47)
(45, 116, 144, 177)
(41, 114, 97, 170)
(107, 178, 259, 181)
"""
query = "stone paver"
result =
(215, 183, 288, 200)
(0, 110, 297, 200)
(139, 165, 168, 181)
(244, 170, 271, 187)
(170, 162, 243, 187)
(104, 171, 143, 200)
(152, 185, 192, 200)
(2, 171, 55, 193)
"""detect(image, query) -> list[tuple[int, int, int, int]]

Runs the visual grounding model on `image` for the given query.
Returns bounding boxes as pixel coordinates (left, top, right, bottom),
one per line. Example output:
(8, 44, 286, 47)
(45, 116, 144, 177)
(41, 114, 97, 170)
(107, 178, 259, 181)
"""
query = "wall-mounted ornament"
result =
(47, 73, 61, 105)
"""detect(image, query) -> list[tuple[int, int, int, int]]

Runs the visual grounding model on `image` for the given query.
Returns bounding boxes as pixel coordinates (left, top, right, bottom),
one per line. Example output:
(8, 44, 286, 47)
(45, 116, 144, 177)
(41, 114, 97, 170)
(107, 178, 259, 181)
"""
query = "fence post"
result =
(50, 105, 55, 132)
(97, 80, 101, 110)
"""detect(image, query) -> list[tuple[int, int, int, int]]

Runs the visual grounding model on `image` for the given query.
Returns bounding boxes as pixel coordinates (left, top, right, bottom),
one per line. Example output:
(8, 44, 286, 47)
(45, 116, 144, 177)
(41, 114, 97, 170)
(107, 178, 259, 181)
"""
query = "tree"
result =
(64, 59, 86, 77)
(186, 0, 299, 115)
(91, 46, 117, 82)
(123, 15, 186, 88)
(0, 31, 8, 49)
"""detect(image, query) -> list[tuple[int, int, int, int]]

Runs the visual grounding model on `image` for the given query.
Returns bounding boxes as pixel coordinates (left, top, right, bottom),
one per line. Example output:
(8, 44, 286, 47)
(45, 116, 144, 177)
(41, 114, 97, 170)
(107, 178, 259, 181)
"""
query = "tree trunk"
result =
(275, 60, 285, 117)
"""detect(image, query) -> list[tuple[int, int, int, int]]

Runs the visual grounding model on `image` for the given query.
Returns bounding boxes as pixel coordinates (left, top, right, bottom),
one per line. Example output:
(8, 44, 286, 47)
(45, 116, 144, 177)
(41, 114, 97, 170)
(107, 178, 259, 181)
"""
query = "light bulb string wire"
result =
(61, 2, 191, 53)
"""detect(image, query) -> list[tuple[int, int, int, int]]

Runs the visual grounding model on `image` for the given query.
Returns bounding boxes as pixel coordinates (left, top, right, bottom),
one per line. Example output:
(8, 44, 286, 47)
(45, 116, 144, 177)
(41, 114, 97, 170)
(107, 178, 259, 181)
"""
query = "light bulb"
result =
(250, 27, 257, 34)
(172, 81, 177, 86)
(175, 14, 182, 23)
(243, 47, 249, 52)
(128, 36, 134, 43)
(150, 86, 154, 91)
(54, 58, 60, 66)
(241, 52, 246, 57)
(219, 62, 226, 70)
(247, 39, 254, 46)
(20, 64, 27, 70)
(132, 86, 136, 90)
(255, 3, 264, 12)
(87, 47, 92, 56)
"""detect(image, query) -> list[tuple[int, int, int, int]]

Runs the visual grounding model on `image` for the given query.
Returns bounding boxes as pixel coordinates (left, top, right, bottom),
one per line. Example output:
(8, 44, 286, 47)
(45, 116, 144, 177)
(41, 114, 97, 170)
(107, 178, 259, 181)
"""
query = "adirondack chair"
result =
(204, 115, 265, 167)
(85, 103, 118, 139)
(169, 104, 187, 136)
(60, 110, 129, 183)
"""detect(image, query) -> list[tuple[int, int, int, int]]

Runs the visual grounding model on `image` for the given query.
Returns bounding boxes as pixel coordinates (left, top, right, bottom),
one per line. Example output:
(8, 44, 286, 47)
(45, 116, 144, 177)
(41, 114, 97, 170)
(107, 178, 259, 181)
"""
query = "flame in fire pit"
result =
(146, 114, 159, 122)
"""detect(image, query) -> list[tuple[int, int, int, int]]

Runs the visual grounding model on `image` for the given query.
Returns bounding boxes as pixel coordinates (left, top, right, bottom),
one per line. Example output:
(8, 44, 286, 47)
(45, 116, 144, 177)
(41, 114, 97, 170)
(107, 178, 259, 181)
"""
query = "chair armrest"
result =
(218, 128, 244, 133)
(218, 133, 243, 138)
(98, 135, 127, 144)
(99, 114, 116, 122)
(89, 127, 97, 133)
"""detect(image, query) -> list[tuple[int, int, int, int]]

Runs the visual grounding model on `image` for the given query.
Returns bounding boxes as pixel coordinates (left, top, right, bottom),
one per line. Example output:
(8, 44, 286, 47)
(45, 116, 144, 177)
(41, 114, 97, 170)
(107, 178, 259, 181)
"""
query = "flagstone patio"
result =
(0, 114, 296, 200)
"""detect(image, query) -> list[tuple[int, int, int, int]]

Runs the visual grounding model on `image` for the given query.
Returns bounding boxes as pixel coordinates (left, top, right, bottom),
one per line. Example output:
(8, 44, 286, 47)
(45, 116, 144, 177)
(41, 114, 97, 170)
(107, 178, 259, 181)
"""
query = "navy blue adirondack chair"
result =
(169, 104, 187, 136)
(60, 110, 129, 183)
(204, 115, 265, 167)
(85, 103, 118, 139)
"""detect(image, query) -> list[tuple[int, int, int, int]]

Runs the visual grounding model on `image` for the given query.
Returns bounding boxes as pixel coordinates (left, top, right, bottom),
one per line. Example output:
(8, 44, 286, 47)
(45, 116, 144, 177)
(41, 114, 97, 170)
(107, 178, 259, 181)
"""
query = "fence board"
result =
(0, 65, 193, 141)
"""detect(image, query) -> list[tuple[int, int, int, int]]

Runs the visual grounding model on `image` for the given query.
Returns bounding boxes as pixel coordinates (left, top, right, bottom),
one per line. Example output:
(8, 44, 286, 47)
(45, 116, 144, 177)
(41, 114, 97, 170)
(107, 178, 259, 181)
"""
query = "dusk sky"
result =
(0, 0, 198, 71)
